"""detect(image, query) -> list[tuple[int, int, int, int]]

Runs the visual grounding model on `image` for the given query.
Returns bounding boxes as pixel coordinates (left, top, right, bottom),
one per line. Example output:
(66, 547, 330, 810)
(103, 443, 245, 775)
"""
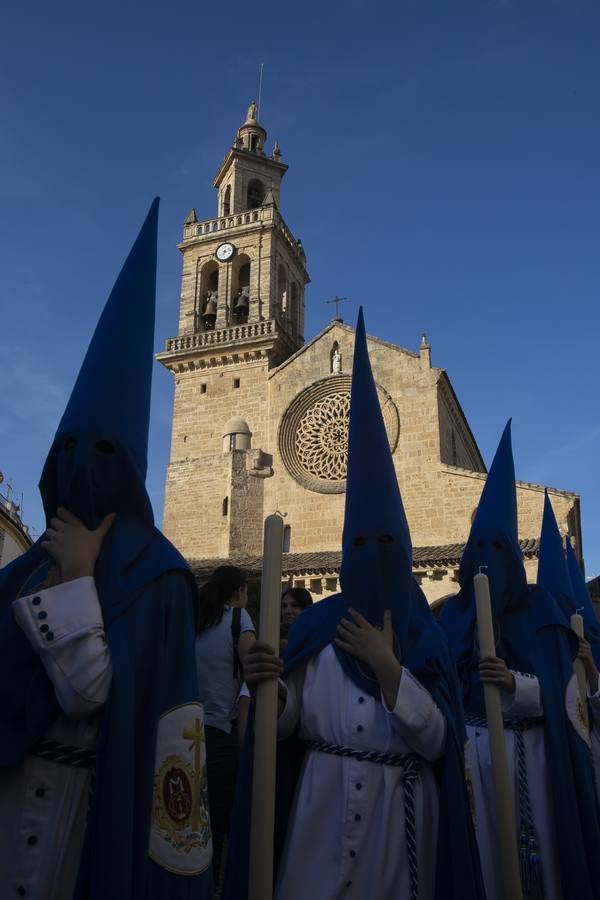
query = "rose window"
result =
(279, 376, 399, 494)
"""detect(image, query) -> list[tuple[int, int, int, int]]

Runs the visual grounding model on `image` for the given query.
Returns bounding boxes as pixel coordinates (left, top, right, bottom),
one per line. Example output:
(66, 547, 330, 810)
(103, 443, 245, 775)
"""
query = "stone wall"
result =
(163, 355, 271, 558)
(228, 449, 266, 557)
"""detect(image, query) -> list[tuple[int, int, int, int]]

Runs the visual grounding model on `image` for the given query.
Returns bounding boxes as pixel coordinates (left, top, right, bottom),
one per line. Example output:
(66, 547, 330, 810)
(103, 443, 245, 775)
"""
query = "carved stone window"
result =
(295, 392, 350, 481)
(279, 376, 399, 494)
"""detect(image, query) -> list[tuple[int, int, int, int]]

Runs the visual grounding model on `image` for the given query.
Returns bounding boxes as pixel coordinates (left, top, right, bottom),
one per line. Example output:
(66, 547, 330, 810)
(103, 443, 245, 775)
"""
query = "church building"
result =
(157, 103, 583, 608)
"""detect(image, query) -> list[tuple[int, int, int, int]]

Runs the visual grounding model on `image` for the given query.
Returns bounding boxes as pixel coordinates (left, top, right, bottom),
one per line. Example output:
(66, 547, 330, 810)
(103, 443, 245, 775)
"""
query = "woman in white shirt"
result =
(195, 566, 255, 882)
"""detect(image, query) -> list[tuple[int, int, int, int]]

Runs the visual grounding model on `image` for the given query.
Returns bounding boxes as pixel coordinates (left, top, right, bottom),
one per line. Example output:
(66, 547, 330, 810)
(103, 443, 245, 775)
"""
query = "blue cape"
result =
(0, 199, 165, 766)
(537, 490, 600, 667)
(441, 423, 600, 898)
(442, 580, 600, 898)
(0, 200, 212, 898)
(565, 538, 600, 665)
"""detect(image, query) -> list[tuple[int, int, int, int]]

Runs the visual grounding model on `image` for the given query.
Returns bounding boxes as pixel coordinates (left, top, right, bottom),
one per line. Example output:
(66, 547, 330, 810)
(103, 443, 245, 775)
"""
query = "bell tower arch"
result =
(158, 103, 310, 558)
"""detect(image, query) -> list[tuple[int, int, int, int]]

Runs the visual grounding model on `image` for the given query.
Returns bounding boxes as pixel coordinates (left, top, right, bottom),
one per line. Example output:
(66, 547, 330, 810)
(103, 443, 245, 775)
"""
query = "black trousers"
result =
(205, 725, 239, 880)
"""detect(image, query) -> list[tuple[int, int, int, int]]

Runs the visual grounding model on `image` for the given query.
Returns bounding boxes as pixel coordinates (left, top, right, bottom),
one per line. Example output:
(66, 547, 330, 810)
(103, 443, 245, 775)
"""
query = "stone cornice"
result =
(436, 373, 486, 473)
(439, 463, 580, 501)
(157, 318, 297, 373)
(213, 147, 288, 189)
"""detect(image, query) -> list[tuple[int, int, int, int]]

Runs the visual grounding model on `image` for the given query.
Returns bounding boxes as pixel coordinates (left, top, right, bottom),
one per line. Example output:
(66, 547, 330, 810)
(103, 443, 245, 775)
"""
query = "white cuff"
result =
(502, 670, 542, 718)
(383, 667, 428, 726)
(13, 576, 102, 650)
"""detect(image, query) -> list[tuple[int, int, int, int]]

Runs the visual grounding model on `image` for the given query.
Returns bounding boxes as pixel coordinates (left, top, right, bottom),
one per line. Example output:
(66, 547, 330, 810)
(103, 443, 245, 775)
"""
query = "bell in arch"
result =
(202, 290, 217, 329)
(233, 286, 250, 319)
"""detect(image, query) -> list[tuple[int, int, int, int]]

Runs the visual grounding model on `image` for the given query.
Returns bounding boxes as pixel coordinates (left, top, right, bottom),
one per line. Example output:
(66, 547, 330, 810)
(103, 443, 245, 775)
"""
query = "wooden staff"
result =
(474, 569, 524, 900)
(571, 612, 589, 730)
(249, 514, 284, 900)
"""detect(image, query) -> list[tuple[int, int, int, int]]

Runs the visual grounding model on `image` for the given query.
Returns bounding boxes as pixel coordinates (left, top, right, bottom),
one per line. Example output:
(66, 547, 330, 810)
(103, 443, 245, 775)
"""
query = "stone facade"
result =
(0, 489, 32, 568)
(159, 105, 583, 604)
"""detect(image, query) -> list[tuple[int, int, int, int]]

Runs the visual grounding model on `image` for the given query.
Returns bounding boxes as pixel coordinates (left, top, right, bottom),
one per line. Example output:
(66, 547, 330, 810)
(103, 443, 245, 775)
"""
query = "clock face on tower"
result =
(215, 242, 235, 262)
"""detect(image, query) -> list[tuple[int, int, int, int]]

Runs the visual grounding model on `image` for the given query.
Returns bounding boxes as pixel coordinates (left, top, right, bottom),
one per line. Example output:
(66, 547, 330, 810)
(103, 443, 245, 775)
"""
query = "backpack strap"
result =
(231, 606, 242, 679)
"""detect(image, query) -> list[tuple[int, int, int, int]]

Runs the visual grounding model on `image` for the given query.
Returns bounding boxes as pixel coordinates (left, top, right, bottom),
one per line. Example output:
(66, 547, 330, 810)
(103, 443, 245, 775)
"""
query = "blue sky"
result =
(1, 1, 599, 573)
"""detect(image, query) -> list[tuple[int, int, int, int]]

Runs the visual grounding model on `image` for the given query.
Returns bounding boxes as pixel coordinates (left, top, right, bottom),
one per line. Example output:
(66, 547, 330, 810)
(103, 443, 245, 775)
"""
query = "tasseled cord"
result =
(515, 726, 545, 899)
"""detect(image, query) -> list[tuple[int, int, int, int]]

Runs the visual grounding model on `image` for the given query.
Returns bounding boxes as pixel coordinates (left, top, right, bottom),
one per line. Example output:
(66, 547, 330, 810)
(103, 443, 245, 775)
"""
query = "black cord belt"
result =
(464, 713, 542, 731)
(32, 739, 96, 769)
(306, 740, 419, 769)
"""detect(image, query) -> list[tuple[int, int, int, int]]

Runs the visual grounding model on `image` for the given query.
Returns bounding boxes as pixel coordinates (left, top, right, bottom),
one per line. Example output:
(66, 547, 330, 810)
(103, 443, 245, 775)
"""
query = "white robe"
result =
(0, 577, 112, 900)
(274, 644, 446, 900)
(466, 671, 561, 900)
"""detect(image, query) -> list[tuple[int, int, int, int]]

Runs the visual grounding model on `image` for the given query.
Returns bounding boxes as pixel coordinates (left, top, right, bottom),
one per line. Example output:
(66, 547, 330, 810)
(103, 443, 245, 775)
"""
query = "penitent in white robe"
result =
(0, 577, 112, 900)
(274, 644, 446, 900)
(466, 671, 562, 900)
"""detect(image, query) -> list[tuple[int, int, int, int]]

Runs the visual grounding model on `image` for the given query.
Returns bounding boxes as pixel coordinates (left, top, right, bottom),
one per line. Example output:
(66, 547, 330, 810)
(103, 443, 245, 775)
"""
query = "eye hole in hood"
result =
(96, 440, 116, 455)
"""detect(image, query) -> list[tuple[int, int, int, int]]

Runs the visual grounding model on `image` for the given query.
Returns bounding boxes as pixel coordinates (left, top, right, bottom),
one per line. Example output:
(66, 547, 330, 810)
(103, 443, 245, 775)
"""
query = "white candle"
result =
(571, 612, 589, 730)
(249, 514, 284, 900)
(571, 612, 584, 639)
(474, 570, 523, 900)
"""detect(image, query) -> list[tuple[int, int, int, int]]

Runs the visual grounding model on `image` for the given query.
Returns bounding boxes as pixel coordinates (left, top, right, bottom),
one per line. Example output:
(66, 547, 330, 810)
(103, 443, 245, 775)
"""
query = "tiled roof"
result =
(189, 538, 540, 580)
(587, 574, 600, 599)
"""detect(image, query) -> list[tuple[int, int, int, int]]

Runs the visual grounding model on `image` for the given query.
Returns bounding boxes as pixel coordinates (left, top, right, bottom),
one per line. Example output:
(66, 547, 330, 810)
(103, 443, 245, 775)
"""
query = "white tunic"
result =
(466, 672, 561, 900)
(0, 577, 112, 900)
(274, 644, 446, 900)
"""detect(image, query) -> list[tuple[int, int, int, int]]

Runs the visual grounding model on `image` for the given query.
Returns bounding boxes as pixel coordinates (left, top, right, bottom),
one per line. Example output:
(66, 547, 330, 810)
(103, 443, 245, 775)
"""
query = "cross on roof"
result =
(326, 296, 349, 321)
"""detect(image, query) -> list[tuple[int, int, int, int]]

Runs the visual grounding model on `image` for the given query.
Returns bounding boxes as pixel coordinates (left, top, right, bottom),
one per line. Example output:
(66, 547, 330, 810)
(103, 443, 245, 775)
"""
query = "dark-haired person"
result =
(239, 588, 312, 745)
(281, 586, 313, 629)
(195, 565, 255, 882)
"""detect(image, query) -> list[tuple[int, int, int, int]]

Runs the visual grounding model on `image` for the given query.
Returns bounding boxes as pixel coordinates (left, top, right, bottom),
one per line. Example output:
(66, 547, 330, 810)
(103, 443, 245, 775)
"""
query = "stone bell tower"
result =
(158, 102, 310, 559)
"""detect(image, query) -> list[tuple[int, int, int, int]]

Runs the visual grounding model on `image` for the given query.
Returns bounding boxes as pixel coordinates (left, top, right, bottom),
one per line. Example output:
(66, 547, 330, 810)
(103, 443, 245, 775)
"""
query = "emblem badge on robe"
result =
(149, 703, 213, 875)
(565, 674, 591, 748)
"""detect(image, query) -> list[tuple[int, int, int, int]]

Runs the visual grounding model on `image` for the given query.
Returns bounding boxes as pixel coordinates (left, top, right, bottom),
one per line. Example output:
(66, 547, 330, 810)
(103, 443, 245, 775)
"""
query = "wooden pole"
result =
(474, 570, 524, 900)
(571, 612, 590, 730)
(249, 514, 284, 900)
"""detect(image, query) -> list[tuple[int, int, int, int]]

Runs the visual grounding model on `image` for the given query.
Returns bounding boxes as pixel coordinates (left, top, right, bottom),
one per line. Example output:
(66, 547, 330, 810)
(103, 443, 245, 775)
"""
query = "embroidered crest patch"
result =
(565, 673, 591, 748)
(149, 703, 212, 875)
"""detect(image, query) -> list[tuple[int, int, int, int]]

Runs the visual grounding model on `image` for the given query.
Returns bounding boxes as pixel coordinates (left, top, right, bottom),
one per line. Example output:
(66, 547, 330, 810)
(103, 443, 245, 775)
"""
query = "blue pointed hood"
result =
(458, 419, 527, 614)
(339, 307, 413, 650)
(565, 539, 599, 633)
(537, 490, 574, 618)
(0, 198, 201, 769)
(39, 198, 159, 530)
